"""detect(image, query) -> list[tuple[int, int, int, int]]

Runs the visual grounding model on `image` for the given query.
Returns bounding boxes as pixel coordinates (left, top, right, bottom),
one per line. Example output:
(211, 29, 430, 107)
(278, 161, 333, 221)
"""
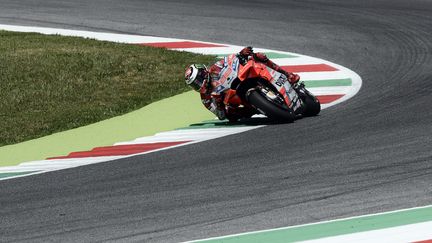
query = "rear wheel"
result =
(246, 89, 295, 122)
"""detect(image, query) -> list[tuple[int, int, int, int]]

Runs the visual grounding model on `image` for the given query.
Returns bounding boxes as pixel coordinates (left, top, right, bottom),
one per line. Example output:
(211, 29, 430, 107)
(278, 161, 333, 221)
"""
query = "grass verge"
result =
(0, 30, 216, 146)
(0, 91, 215, 166)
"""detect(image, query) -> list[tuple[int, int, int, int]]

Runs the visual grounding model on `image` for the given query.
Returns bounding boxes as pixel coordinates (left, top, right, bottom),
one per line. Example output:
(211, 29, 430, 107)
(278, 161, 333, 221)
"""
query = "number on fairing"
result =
(275, 80, 283, 87)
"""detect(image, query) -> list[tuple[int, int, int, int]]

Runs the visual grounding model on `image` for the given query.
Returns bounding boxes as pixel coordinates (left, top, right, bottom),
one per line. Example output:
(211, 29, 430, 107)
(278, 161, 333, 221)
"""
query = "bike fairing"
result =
(198, 49, 299, 121)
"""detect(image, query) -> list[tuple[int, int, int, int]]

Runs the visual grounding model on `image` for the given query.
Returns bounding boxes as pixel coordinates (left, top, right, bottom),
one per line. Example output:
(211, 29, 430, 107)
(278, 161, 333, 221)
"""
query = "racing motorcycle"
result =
(218, 54, 321, 122)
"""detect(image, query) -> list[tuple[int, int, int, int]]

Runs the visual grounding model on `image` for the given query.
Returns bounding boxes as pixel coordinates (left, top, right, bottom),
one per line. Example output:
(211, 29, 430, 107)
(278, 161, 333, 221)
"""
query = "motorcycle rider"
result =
(184, 46, 300, 121)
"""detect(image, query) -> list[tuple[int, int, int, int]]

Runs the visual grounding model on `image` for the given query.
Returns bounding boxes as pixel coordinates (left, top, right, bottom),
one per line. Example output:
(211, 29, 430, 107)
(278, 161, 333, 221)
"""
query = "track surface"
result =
(1, 0, 432, 242)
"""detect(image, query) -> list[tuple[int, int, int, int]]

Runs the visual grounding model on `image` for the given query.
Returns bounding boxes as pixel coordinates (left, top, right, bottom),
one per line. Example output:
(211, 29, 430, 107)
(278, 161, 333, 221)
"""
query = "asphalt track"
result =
(1, 0, 432, 242)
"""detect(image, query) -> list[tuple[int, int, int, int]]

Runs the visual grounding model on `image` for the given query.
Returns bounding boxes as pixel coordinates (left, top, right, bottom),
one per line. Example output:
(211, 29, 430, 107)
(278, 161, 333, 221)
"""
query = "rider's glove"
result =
(213, 92, 226, 112)
(209, 93, 226, 120)
(287, 72, 300, 84)
(239, 46, 253, 58)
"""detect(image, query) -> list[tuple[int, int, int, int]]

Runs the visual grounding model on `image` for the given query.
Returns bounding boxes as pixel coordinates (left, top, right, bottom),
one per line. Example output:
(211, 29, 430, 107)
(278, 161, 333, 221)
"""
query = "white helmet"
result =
(185, 64, 209, 91)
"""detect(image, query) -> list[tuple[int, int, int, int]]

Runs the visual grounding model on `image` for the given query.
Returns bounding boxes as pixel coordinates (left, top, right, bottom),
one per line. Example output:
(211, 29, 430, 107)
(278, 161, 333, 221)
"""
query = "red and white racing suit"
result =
(199, 48, 299, 121)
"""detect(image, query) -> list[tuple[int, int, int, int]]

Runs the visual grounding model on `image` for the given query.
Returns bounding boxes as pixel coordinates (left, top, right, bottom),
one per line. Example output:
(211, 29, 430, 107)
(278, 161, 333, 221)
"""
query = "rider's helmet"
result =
(185, 64, 209, 91)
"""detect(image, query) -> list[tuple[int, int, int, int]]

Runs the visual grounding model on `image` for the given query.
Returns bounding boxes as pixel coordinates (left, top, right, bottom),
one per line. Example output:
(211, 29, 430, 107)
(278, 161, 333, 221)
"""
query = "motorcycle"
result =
(217, 54, 321, 122)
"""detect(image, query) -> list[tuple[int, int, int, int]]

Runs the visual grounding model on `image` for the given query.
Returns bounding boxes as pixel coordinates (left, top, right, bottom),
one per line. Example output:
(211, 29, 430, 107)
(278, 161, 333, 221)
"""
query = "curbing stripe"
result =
(303, 78, 352, 87)
(298, 71, 356, 81)
(48, 141, 190, 159)
(316, 94, 345, 104)
(173, 46, 244, 55)
(0, 24, 187, 44)
(114, 126, 262, 145)
(139, 41, 227, 48)
(298, 222, 432, 243)
(187, 205, 432, 243)
(309, 87, 352, 96)
(273, 57, 329, 66)
(216, 52, 298, 59)
(281, 64, 338, 73)
(0, 171, 39, 179)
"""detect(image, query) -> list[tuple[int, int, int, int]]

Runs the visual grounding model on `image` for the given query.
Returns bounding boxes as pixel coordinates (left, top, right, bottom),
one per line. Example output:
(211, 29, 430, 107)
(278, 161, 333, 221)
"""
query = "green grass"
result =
(0, 30, 216, 147)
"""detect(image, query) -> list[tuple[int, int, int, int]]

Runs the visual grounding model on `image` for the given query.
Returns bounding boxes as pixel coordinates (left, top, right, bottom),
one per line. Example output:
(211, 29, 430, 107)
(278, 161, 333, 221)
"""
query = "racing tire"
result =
(301, 92, 321, 117)
(247, 90, 295, 123)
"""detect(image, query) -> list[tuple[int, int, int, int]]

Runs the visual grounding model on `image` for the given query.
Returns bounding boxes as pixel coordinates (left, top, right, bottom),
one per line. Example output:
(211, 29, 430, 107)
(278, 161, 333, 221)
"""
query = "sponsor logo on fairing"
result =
(232, 58, 239, 71)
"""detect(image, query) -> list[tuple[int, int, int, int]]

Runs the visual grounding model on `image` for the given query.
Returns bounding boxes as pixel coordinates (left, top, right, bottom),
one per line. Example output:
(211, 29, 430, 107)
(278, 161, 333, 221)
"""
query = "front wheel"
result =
(246, 89, 295, 122)
(297, 85, 321, 117)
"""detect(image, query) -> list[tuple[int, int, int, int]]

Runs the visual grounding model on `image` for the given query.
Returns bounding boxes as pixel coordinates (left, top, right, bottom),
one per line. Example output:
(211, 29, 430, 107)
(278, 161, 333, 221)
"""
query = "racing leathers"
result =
(199, 47, 300, 121)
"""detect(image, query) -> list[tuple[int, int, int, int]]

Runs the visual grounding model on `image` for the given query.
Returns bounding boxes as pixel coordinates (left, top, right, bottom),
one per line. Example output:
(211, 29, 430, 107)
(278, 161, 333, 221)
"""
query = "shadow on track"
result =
(185, 115, 318, 129)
